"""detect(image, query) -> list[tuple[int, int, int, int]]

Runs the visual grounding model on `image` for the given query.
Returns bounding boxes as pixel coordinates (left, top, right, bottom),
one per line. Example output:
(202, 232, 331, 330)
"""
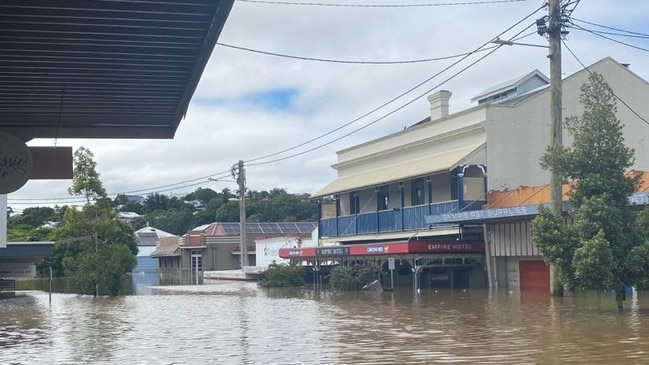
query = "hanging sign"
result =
(0, 132, 33, 194)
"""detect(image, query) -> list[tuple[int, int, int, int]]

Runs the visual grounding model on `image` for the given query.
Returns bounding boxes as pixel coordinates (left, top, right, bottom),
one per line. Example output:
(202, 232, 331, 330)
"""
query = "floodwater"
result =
(2, 276, 649, 364)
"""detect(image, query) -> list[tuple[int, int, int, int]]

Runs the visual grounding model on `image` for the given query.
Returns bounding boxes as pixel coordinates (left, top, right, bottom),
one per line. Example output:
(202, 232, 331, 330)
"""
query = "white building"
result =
(308, 57, 649, 290)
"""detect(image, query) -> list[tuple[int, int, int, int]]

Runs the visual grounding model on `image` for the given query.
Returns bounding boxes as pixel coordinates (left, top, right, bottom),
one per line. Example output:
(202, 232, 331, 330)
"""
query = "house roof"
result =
(313, 142, 486, 198)
(151, 237, 180, 257)
(135, 226, 176, 246)
(0, 0, 235, 141)
(485, 170, 649, 209)
(471, 70, 549, 103)
(191, 222, 318, 236)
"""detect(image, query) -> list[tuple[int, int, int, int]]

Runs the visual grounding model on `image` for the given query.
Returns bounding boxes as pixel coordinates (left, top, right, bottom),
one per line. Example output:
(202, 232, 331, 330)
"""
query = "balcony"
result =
(319, 200, 486, 238)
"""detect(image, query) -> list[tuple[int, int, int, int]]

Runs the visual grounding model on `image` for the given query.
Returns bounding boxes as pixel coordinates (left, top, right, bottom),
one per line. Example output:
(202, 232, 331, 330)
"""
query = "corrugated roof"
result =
(194, 222, 317, 236)
(485, 170, 649, 208)
(0, 0, 235, 140)
(314, 142, 486, 197)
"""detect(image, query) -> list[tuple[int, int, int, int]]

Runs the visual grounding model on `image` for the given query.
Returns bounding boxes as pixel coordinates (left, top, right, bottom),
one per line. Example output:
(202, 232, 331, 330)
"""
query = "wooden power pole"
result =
(547, 0, 564, 296)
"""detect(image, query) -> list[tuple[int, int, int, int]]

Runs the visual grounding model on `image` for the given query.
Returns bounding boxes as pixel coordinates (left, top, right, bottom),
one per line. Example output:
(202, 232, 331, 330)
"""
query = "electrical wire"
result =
(217, 42, 501, 65)
(237, 0, 531, 8)
(562, 40, 649, 126)
(571, 17, 649, 38)
(569, 24, 649, 53)
(246, 7, 544, 166)
(246, 30, 539, 165)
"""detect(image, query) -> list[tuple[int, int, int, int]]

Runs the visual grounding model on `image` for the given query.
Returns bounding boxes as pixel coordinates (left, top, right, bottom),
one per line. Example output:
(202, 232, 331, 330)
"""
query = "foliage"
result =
(328, 263, 382, 291)
(532, 73, 649, 308)
(37, 202, 138, 282)
(64, 244, 136, 295)
(68, 147, 107, 204)
(146, 208, 194, 236)
(258, 262, 305, 288)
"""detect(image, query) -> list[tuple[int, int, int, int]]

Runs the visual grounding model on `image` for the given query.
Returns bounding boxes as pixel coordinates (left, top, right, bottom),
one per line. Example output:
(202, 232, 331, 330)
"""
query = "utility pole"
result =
(548, 0, 563, 218)
(539, 0, 566, 296)
(233, 160, 248, 268)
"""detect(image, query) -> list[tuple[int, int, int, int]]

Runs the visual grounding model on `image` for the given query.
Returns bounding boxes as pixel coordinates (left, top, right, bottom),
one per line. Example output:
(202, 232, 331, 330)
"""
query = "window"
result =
(349, 192, 360, 214)
(377, 185, 389, 210)
(450, 176, 458, 200)
(191, 249, 203, 272)
(411, 178, 425, 206)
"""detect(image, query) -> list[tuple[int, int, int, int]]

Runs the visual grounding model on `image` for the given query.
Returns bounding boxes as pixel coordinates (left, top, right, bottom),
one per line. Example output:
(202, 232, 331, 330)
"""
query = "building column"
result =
(457, 165, 466, 209)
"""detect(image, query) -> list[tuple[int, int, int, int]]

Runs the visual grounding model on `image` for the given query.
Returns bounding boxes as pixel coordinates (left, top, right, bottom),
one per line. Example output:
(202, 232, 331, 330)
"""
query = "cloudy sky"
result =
(8, 0, 649, 210)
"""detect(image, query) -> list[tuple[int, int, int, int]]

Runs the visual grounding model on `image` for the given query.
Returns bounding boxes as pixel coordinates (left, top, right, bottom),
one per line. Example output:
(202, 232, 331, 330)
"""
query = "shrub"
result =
(328, 263, 382, 291)
(258, 262, 305, 288)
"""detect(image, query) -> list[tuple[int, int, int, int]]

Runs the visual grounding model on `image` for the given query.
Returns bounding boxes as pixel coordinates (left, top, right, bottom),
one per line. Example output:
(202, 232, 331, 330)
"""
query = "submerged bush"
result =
(258, 262, 305, 288)
(328, 263, 382, 291)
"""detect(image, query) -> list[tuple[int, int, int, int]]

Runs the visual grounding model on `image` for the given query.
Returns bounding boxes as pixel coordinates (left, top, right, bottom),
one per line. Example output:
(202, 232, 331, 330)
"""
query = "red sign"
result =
(279, 241, 484, 258)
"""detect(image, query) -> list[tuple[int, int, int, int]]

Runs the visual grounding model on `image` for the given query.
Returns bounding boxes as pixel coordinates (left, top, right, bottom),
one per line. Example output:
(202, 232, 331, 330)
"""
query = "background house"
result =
(133, 226, 175, 274)
(179, 222, 318, 275)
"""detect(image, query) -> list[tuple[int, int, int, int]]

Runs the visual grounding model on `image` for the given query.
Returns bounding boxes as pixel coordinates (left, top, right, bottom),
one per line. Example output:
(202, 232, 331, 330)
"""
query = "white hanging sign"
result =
(0, 132, 33, 194)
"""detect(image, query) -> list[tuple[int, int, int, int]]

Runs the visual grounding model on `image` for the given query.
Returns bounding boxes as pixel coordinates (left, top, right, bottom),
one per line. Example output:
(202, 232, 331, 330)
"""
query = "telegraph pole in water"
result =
(233, 160, 248, 268)
(542, 0, 565, 296)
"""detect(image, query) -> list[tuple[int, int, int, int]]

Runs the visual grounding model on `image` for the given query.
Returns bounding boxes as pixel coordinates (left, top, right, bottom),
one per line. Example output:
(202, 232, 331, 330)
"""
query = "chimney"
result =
(428, 90, 452, 121)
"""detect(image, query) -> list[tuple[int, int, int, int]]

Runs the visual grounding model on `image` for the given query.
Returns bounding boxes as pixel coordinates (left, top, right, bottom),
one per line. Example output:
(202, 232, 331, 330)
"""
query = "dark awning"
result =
(0, 0, 235, 140)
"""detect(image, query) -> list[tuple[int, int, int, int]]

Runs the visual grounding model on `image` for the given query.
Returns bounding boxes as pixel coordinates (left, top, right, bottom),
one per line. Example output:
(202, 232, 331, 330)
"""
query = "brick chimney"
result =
(428, 90, 452, 121)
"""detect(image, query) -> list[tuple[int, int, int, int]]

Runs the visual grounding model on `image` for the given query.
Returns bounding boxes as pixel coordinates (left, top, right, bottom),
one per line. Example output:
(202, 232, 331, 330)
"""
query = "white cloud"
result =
(8, 0, 649, 209)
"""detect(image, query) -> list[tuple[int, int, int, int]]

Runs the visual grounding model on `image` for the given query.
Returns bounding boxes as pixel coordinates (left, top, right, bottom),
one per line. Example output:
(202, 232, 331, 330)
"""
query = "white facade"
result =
(255, 229, 318, 267)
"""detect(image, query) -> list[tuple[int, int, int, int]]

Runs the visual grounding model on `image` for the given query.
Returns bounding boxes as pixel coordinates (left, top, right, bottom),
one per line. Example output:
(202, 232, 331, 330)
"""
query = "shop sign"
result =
(0, 132, 33, 194)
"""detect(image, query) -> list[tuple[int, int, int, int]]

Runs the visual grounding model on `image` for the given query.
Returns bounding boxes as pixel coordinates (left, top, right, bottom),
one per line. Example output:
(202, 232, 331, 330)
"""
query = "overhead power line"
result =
(571, 18, 649, 38)
(570, 24, 649, 54)
(237, 0, 531, 7)
(245, 7, 544, 166)
(217, 42, 500, 64)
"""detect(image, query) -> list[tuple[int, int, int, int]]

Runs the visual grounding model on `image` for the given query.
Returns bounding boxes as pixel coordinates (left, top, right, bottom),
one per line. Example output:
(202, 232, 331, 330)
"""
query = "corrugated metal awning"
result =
(313, 143, 486, 198)
(0, 0, 234, 140)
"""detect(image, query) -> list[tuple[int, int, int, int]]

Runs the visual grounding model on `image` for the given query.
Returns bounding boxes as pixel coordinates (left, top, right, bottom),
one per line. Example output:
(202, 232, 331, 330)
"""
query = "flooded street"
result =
(2, 277, 649, 364)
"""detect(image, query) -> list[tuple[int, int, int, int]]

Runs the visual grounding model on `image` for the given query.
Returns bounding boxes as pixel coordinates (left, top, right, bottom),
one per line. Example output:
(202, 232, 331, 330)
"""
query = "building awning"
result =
(0, 0, 235, 140)
(313, 143, 485, 198)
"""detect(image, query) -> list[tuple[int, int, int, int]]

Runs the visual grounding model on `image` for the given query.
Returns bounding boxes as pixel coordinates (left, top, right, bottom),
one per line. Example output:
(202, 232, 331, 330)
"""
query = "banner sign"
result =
(279, 241, 484, 258)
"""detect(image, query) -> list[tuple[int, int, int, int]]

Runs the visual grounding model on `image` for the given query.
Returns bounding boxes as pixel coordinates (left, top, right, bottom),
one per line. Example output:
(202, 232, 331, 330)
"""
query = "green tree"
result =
(532, 73, 649, 310)
(68, 147, 107, 204)
(146, 208, 193, 235)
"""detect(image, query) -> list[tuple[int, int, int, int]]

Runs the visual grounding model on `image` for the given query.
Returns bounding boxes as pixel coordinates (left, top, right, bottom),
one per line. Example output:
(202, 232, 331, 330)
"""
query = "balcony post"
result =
(426, 177, 432, 215)
(457, 165, 466, 210)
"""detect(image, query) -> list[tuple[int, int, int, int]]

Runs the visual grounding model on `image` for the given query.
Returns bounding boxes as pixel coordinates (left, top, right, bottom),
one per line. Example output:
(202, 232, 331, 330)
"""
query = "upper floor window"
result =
(377, 185, 389, 210)
(411, 178, 426, 206)
(349, 192, 360, 214)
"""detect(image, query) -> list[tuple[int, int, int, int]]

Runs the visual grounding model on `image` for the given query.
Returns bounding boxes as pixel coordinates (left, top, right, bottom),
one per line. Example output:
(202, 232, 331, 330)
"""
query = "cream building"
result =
(312, 57, 649, 290)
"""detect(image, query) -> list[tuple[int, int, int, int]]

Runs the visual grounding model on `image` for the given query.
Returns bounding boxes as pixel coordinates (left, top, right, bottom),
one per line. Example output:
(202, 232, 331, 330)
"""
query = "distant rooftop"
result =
(192, 222, 317, 236)
(471, 70, 549, 105)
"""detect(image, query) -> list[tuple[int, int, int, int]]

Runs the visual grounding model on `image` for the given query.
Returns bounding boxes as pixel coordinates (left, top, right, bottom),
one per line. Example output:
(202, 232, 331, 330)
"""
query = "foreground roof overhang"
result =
(0, 0, 235, 140)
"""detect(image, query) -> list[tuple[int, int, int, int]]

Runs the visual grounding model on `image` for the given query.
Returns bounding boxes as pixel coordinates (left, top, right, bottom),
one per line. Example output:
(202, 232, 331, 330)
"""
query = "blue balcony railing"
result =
(319, 200, 486, 238)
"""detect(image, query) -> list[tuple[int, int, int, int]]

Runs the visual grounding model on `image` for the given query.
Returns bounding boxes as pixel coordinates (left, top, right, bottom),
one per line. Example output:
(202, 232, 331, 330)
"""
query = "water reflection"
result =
(2, 276, 649, 364)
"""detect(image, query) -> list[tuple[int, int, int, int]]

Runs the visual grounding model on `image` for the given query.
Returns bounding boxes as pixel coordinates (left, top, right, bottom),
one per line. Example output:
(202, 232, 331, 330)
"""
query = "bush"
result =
(328, 263, 382, 291)
(258, 262, 305, 288)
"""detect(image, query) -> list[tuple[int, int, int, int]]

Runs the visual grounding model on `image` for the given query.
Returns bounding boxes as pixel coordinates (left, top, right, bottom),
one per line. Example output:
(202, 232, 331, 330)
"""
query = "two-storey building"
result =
(299, 57, 649, 291)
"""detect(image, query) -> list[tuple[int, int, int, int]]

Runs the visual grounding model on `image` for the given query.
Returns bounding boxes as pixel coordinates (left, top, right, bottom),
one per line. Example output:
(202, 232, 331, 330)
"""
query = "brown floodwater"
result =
(1, 276, 648, 364)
